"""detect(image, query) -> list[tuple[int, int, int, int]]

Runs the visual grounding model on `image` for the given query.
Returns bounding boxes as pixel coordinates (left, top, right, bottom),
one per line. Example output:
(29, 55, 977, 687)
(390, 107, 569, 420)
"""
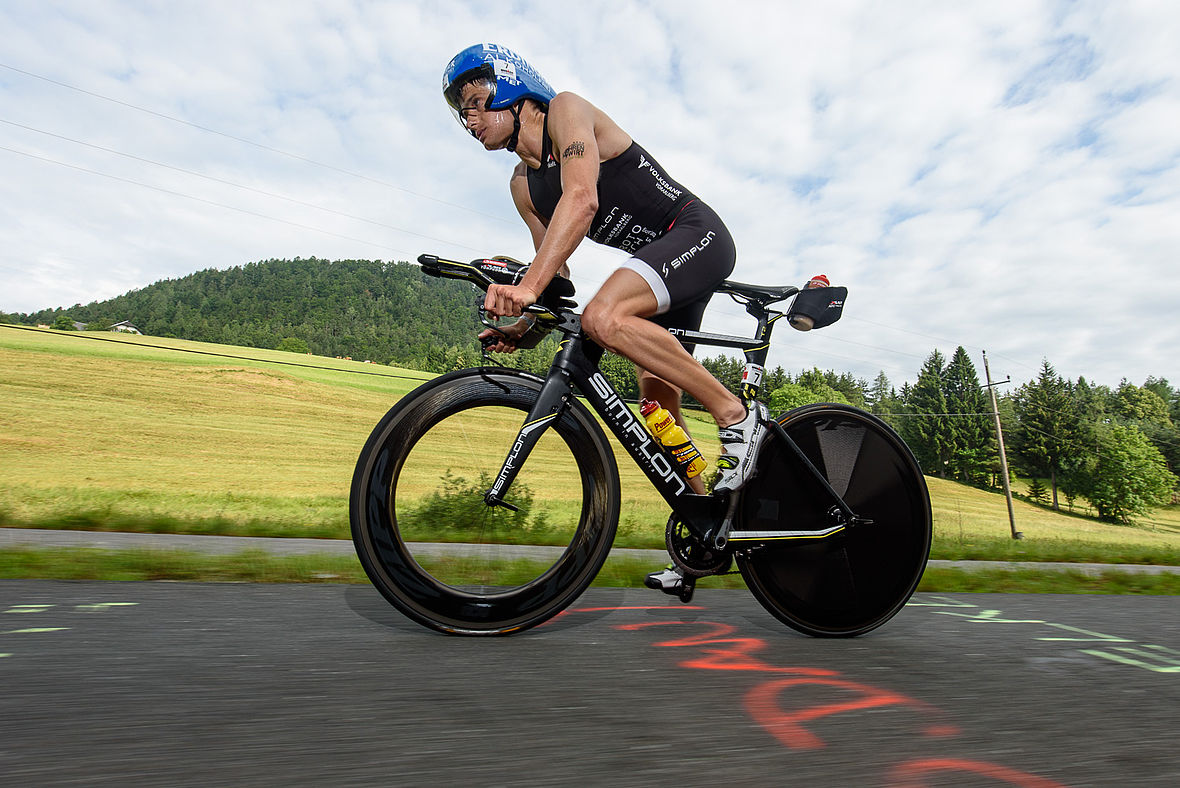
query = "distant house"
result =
(72, 321, 88, 331)
(109, 320, 142, 334)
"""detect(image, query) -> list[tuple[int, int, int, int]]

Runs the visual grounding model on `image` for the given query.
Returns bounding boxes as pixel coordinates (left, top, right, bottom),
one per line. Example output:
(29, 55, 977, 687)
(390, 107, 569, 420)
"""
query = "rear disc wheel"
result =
(735, 404, 931, 637)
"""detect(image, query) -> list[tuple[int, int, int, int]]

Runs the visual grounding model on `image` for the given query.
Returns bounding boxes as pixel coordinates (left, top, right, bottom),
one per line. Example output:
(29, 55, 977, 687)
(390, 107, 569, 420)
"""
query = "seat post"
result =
(739, 301, 782, 401)
(712, 279, 797, 401)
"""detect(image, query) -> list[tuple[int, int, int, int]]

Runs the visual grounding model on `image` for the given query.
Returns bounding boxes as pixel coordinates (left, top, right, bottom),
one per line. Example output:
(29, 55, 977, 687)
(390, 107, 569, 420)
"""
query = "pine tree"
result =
(1057, 376, 1106, 506)
(943, 347, 993, 485)
(866, 371, 901, 430)
(1026, 477, 1048, 505)
(903, 350, 953, 477)
(1013, 360, 1073, 508)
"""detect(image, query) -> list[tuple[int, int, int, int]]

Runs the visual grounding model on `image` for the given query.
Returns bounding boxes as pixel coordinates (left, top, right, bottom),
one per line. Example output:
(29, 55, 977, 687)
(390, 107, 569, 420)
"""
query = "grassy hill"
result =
(3, 324, 1178, 565)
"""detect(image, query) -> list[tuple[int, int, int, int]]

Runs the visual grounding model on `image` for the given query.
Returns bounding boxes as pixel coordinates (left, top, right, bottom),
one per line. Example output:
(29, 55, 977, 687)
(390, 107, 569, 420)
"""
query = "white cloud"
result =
(1, 0, 1177, 390)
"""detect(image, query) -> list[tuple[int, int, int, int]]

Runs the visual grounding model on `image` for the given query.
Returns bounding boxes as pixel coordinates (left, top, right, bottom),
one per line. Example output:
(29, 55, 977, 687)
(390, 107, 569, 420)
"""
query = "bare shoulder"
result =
(548, 92, 631, 160)
(548, 90, 594, 112)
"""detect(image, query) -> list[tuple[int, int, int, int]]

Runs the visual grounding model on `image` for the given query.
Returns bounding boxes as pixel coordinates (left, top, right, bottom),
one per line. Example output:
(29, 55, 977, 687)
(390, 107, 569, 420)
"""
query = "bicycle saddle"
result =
(716, 280, 799, 306)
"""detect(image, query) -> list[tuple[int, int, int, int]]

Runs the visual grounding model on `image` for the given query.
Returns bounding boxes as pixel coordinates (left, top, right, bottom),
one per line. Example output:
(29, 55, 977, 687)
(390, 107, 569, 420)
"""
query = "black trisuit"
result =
(526, 114, 736, 339)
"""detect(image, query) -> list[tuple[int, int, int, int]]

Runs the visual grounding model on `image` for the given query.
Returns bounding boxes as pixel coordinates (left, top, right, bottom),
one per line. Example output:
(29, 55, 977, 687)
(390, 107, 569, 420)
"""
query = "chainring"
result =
(665, 515, 732, 577)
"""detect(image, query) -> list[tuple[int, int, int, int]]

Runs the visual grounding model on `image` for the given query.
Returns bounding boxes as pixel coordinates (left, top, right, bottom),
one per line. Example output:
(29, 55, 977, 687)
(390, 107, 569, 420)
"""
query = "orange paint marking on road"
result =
(617, 620, 837, 676)
(745, 676, 950, 750)
(557, 603, 1068, 787)
(888, 757, 1070, 788)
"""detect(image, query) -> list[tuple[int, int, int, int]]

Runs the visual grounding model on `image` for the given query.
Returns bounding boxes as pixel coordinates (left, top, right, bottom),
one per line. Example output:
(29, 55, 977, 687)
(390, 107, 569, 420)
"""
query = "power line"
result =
(1011, 420, 1113, 464)
(0, 61, 515, 227)
(847, 315, 1040, 376)
(0, 65, 980, 380)
(0, 64, 1120, 387)
(1, 64, 1114, 387)
(0, 117, 485, 255)
(1, 144, 420, 258)
(996, 409, 1180, 463)
(1009, 393, 1180, 451)
(807, 333, 928, 362)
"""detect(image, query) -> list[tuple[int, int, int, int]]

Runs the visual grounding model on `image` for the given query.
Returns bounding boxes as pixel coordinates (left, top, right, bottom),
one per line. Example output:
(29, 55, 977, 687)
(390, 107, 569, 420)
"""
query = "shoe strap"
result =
(717, 427, 744, 444)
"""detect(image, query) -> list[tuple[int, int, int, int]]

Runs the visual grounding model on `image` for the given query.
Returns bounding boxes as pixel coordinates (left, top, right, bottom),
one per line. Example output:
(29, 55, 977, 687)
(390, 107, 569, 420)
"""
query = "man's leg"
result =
(586, 269, 767, 595)
(582, 269, 745, 428)
(637, 368, 707, 495)
(637, 369, 684, 427)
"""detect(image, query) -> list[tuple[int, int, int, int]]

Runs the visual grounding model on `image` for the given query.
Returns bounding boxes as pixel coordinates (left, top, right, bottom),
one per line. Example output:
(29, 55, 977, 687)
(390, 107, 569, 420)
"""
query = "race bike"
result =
(350, 254, 931, 636)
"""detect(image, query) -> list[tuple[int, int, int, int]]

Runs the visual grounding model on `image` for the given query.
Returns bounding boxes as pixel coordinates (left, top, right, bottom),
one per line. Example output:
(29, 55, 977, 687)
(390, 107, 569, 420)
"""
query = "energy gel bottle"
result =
(640, 399, 707, 479)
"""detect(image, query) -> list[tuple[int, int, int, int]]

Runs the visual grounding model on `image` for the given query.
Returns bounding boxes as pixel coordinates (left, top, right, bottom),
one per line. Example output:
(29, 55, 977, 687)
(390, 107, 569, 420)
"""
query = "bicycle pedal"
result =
(645, 566, 695, 603)
(645, 567, 679, 591)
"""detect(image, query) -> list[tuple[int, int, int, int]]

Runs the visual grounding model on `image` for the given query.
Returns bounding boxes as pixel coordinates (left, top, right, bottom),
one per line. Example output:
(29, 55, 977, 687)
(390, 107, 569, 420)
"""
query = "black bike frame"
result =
(483, 300, 789, 545)
(417, 252, 868, 551)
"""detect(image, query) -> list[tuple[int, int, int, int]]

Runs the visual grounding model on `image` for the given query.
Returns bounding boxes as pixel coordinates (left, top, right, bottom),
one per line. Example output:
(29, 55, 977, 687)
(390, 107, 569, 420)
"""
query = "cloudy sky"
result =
(2, 0, 1177, 390)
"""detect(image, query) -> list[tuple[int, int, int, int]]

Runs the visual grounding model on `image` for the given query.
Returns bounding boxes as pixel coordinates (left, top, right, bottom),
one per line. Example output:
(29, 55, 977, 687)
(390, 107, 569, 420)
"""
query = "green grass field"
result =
(3, 324, 1178, 573)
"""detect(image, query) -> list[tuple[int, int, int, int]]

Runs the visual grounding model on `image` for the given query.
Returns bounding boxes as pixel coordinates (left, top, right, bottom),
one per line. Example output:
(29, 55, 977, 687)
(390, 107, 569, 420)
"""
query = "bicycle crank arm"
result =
(703, 491, 742, 551)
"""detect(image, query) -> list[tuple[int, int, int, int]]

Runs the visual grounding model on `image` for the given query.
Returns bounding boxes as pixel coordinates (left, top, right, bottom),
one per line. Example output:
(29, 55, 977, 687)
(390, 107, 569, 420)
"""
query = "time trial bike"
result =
(350, 254, 931, 636)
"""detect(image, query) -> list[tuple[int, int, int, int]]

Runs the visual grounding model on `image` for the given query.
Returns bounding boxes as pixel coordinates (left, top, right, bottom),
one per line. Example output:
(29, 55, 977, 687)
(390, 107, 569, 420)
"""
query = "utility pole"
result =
(982, 351, 1022, 539)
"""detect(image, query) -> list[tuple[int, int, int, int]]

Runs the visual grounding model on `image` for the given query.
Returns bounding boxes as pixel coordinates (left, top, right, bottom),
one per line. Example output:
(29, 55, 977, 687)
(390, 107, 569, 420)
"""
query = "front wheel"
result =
(735, 404, 932, 637)
(350, 368, 620, 635)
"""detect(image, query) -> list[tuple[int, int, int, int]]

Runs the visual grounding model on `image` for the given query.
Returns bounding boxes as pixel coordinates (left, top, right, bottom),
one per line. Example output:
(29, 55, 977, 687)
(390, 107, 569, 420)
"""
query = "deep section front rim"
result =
(350, 368, 620, 635)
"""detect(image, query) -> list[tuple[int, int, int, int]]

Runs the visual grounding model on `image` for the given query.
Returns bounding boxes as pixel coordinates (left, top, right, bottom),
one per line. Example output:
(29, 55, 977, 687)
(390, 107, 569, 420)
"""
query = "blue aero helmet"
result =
(442, 44, 555, 150)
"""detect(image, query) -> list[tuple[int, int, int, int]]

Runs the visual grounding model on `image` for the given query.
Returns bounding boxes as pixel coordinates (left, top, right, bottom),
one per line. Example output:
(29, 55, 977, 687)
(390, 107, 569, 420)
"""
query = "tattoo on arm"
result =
(561, 141, 586, 160)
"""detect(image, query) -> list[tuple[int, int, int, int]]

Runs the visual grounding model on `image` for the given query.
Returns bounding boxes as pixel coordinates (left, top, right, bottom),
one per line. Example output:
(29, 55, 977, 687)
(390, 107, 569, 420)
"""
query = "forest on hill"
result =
(7, 258, 479, 370)
(5, 256, 1177, 523)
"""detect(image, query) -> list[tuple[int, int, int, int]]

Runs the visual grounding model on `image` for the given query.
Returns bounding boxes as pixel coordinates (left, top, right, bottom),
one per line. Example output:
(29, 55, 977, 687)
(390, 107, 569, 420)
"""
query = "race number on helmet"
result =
(442, 43, 556, 123)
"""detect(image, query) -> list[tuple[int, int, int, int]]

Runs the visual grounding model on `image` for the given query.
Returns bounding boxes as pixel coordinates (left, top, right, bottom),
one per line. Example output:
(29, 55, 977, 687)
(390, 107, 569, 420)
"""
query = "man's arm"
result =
(479, 165, 566, 353)
(485, 92, 597, 317)
(523, 92, 599, 285)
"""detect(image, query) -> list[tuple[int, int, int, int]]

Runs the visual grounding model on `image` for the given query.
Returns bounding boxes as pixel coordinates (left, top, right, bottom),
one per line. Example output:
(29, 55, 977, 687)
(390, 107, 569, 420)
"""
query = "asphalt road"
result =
(3, 582, 1178, 786)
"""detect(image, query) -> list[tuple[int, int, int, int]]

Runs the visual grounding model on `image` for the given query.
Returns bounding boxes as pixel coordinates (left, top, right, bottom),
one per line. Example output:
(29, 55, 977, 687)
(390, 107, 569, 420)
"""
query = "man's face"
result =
(458, 82, 514, 150)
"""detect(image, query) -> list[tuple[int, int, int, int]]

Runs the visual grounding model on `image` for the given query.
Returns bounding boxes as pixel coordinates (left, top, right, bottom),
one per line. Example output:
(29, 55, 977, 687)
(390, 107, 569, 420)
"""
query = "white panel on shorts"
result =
(619, 258, 671, 315)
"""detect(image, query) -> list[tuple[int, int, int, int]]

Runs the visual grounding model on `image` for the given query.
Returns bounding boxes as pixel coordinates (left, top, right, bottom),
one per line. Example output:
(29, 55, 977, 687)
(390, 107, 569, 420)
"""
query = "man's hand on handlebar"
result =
(478, 317, 531, 354)
(484, 283, 538, 319)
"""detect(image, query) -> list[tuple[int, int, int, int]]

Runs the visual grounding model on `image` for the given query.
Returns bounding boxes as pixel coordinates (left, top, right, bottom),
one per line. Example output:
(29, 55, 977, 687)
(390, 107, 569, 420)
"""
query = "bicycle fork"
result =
(483, 368, 574, 511)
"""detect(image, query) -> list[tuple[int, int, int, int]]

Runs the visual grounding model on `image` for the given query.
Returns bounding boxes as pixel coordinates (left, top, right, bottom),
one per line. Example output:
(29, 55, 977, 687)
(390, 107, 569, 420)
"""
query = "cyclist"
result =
(442, 44, 767, 587)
